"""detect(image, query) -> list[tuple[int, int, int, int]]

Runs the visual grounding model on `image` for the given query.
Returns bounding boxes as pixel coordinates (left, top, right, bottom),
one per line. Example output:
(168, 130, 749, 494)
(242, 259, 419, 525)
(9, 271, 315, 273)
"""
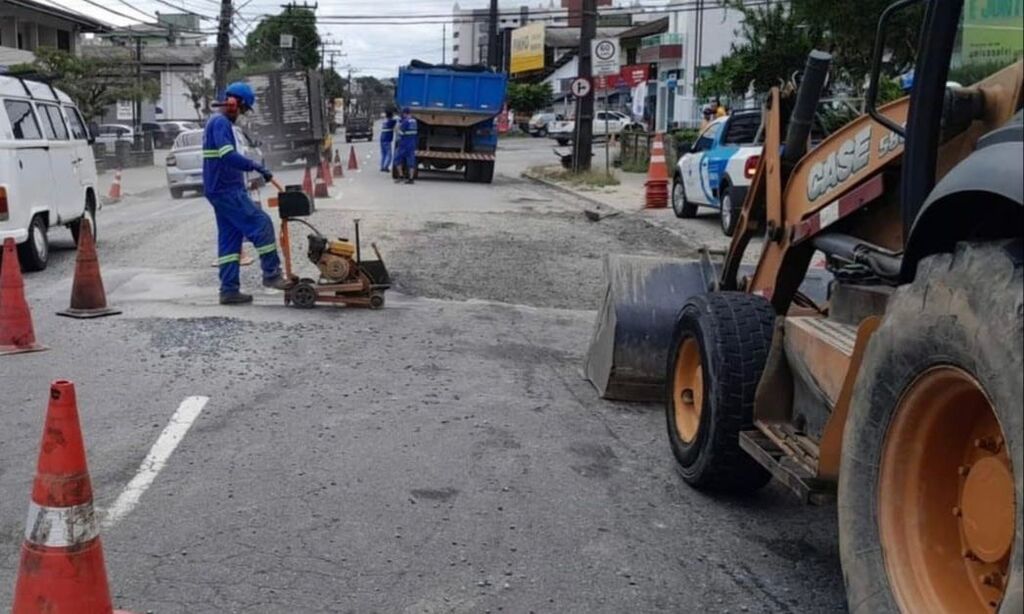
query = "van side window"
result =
(39, 104, 69, 140)
(63, 105, 88, 140)
(3, 99, 43, 140)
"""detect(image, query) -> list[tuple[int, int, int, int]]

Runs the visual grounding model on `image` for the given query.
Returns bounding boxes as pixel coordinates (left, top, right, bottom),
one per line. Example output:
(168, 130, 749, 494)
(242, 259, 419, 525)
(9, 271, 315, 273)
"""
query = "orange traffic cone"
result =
(347, 146, 359, 171)
(644, 134, 669, 209)
(106, 168, 122, 203)
(1, 238, 46, 355)
(57, 219, 121, 319)
(332, 150, 344, 178)
(321, 158, 334, 188)
(12, 380, 132, 614)
(314, 163, 330, 198)
(302, 166, 314, 197)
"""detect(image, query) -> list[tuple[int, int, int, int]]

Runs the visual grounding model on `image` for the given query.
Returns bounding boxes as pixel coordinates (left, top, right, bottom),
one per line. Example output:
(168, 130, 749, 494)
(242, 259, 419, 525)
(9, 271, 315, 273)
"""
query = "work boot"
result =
(405, 179, 415, 184)
(262, 273, 293, 290)
(219, 291, 253, 305)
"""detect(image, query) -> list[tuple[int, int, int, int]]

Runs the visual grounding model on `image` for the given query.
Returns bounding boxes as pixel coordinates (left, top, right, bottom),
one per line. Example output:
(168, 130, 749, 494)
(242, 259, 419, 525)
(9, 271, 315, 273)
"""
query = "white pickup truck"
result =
(548, 110, 642, 145)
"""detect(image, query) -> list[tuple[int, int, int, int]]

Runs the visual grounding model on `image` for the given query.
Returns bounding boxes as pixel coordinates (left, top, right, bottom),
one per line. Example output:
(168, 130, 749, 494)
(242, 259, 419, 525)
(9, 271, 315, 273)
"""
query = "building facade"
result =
(0, 0, 108, 69)
(647, 0, 749, 130)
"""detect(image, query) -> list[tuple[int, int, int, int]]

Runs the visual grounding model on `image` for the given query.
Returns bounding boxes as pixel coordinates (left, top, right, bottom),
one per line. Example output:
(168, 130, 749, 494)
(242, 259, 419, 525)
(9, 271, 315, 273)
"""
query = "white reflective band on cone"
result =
(650, 155, 666, 163)
(25, 501, 99, 547)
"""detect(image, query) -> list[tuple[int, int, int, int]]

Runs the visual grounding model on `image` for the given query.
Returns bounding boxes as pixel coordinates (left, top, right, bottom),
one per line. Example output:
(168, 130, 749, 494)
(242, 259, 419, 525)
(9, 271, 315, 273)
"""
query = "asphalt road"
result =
(0, 137, 846, 613)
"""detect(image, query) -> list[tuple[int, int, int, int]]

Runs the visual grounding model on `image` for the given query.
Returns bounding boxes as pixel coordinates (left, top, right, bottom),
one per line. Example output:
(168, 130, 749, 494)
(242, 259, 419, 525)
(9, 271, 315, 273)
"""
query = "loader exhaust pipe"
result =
(782, 50, 832, 167)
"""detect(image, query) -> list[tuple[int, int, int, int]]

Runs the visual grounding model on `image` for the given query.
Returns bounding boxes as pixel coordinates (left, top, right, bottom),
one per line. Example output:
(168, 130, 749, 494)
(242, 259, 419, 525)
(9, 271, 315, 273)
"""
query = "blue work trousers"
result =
(380, 139, 393, 171)
(208, 189, 281, 294)
(395, 145, 416, 176)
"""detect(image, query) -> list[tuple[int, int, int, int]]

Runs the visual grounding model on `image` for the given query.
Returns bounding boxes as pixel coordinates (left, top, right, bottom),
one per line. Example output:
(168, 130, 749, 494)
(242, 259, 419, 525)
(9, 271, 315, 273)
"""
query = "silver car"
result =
(165, 127, 264, 199)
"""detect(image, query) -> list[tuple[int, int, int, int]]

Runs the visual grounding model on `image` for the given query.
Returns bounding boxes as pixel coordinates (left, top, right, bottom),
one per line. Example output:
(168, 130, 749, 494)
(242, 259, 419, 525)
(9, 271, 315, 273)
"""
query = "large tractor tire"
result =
(664, 292, 774, 492)
(839, 240, 1023, 614)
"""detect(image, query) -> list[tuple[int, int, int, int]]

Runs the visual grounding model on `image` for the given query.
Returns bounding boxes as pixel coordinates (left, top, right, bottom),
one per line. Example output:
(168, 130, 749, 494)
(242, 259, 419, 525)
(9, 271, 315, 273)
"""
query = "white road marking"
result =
(101, 396, 209, 529)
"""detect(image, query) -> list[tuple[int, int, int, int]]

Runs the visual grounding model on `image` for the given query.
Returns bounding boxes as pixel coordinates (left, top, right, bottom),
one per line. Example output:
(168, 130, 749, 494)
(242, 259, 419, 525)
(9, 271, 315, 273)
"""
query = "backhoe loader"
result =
(584, 1, 1022, 611)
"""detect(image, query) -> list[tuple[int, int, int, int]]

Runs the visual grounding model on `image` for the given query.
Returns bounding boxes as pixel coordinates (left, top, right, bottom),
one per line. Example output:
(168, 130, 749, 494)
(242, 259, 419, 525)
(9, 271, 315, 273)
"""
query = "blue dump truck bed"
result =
(395, 62, 508, 183)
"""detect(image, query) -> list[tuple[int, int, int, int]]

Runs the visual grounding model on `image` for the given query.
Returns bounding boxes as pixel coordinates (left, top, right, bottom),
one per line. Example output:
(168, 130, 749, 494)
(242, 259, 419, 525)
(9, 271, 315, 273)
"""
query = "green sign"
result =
(963, 0, 1024, 66)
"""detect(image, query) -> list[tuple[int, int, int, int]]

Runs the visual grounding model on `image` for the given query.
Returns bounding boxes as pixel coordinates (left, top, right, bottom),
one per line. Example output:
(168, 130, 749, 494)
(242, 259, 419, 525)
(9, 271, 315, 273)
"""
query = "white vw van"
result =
(0, 75, 99, 271)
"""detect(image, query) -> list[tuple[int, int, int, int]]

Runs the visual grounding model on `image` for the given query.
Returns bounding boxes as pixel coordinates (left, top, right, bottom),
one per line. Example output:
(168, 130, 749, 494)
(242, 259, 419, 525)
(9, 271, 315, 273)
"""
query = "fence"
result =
(620, 130, 694, 173)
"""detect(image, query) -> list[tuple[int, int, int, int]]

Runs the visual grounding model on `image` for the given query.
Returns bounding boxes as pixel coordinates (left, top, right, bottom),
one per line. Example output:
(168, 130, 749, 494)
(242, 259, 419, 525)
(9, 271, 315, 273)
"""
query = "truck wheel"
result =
(672, 177, 698, 218)
(17, 215, 49, 272)
(556, 138, 570, 146)
(719, 182, 742, 236)
(839, 240, 1022, 614)
(479, 161, 495, 184)
(665, 292, 774, 492)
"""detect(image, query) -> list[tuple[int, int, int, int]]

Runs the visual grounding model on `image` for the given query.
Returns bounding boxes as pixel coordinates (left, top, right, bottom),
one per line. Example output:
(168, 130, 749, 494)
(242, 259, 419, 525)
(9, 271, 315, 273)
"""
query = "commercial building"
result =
(0, 0, 109, 69)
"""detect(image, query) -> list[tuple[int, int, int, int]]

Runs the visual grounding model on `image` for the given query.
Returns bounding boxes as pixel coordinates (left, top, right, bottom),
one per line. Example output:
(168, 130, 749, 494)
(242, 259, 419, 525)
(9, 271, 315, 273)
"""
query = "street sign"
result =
(570, 77, 592, 98)
(591, 38, 619, 77)
(279, 34, 295, 49)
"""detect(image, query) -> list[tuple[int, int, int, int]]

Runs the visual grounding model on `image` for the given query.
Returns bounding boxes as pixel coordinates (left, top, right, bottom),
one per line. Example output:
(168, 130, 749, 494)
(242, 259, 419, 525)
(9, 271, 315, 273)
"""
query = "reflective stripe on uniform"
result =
(203, 144, 235, 158)
(25, 501, 99, 548)
(255, 243, 276, 256)
(218, 253, 240, 265)
(381, 127, 394, 132)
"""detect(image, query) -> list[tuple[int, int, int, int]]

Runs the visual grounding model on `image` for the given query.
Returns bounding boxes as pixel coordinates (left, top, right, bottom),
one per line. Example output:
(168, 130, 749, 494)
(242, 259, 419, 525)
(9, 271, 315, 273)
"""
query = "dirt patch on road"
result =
(381, 208, 693, 309)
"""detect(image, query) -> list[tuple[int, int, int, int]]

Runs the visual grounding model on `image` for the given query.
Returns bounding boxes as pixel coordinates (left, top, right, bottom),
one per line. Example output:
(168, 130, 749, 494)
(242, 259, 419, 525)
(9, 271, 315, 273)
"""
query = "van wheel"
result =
(170, 187, 184, 199)
(18, 215, 49, 272)
(70, 202, 97, 246)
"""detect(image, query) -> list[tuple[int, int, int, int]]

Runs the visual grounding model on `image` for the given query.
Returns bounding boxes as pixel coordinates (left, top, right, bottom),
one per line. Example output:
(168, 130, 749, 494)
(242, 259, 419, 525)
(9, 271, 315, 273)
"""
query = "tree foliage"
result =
(181, 73, 214, 120)
(245, 7, 321, 70)
(699, 0, 923, 99)
(506, 82, 553, 115)
(8, 47, 159, 121)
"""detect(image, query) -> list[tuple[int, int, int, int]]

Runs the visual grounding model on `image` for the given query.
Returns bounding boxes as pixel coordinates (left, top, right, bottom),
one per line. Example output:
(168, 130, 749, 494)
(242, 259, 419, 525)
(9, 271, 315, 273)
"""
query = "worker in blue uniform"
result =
(380, 109, 397, 172)
(395, 107, 418, 184)
(203, 82, 290, 305)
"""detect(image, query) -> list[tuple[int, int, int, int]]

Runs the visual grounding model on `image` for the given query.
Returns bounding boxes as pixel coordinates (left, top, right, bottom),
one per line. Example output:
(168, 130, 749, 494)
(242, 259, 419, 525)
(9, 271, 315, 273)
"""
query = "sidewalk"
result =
(97, 151, 171, 201)
(522, 164, 733, 253)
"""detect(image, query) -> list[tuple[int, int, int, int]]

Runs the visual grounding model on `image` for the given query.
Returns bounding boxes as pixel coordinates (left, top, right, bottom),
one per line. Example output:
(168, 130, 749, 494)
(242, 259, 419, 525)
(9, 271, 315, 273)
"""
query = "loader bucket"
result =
(583, 254, 716, 402)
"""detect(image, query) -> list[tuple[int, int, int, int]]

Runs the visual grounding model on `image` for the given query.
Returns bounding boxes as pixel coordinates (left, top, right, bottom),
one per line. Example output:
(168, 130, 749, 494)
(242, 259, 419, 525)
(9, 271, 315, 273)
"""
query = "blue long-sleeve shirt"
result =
(397, 116, 418, 151)
(203, 113, 261, 196)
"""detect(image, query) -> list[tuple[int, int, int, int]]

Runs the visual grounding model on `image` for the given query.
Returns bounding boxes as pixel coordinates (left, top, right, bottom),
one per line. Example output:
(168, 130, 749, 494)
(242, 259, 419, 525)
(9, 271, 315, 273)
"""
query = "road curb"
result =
(521, 171, 697, 244)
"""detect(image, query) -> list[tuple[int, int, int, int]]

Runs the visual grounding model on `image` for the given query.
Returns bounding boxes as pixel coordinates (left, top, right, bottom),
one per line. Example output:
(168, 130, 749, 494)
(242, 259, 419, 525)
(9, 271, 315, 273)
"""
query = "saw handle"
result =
(270, 178, 285, 193)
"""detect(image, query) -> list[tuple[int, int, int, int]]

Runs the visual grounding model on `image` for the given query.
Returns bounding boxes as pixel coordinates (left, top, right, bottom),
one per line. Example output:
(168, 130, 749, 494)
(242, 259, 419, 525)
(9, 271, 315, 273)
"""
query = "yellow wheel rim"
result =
(879, 366, 1015, 613)
(672, 337, 704, 443)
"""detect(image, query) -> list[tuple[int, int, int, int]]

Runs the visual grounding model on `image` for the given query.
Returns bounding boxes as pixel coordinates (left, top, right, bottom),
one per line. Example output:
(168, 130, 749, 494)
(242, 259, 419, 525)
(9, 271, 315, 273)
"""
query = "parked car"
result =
(165, 127, 264, 199)
(671, 109, 762, 236)
(143, 121, 200, 148)
(0, 75, 100, 271)
(527, 111, 562, 137)
(548, 110, 641, 145)
(94, 123, 134, 150)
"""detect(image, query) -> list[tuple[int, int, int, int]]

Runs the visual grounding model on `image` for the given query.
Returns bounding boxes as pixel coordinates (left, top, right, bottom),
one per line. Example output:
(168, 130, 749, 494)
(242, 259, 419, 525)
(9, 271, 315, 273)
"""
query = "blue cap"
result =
(225, 82, 256, 109)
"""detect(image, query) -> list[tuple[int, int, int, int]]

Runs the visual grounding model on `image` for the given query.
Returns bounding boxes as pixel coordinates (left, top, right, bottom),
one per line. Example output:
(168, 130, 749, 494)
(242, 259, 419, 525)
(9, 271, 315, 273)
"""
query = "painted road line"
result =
(101, 395, 209, 529)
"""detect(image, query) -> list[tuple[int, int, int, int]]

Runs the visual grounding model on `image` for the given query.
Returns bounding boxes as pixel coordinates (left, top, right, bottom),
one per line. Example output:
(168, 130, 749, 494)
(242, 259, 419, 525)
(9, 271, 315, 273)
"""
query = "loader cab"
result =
(864, 0, 1024, 278)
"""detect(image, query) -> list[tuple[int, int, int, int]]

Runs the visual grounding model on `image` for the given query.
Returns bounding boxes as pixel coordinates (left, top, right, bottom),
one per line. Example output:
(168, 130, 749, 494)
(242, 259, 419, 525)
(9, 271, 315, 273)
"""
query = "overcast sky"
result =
(45, 0, 661, 78)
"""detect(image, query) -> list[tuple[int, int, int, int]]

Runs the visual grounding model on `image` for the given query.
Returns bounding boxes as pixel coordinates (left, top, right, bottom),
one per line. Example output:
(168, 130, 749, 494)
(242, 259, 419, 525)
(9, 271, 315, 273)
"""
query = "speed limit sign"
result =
(570, 77, 592, 98)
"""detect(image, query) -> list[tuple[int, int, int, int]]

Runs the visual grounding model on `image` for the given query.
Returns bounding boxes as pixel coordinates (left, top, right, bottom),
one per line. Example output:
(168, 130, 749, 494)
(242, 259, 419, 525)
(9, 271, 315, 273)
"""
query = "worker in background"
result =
(380, 108, 397, 172)
(395, 107, 418, 184)
(714, 98, 727, 118)
(203, 82, 291, 305)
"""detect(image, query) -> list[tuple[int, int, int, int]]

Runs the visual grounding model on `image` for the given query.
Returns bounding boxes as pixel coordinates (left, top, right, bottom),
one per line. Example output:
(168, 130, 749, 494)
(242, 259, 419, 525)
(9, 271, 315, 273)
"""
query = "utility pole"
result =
(487, 0, 498, 69)
(574, 0, 596, 172)
(214, 0, 232, 98)
(134, 36, 143, 134)
(442, 23, 446, 64)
